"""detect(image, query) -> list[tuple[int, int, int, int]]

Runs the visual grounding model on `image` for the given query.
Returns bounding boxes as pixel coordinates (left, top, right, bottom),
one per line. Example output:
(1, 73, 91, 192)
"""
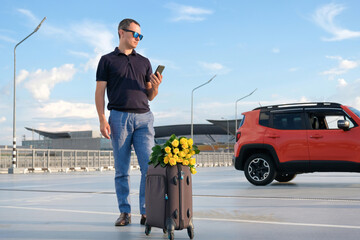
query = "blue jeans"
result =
(109, 110, 155, 215)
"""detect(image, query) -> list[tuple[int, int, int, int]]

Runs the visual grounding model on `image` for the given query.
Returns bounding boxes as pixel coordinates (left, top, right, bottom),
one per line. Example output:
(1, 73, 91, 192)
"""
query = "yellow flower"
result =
(169, 158, 176, 166)
(165, 146, 171, 154)
(179, 151, 186, 158)
(173, 148, 179, 154)
(190, 168, 197, 174)
(187, 138, 193, 146)
(191, 150, 195, 155)
(164, 156, 169, 164)
(184, 149, 189, 154)
(180, 138, 187, 145)
(186, 154, 192, 159)
(182, 160, 189, 166)
(167, 153, 173, 158)
(182, 143, 189, 149)
(177, 157, 183, 163)
(190, 158, 196, 166)
(172, 139, 179, 147)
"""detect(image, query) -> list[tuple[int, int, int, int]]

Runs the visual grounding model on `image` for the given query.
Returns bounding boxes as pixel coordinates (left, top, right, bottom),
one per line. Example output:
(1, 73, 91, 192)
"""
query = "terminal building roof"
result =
(25, 119, 241, 140)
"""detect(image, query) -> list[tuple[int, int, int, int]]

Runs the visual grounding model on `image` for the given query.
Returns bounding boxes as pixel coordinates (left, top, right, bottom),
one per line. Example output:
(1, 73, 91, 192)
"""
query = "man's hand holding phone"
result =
(154, 65, 165, 77)
(147, 65, 164, 100)
(150, 65, 164, 88)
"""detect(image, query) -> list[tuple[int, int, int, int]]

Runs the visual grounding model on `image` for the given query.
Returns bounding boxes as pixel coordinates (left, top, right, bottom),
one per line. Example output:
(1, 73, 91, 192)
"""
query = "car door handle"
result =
(267, 134, 280, 139)
(310, 134, 323, 139)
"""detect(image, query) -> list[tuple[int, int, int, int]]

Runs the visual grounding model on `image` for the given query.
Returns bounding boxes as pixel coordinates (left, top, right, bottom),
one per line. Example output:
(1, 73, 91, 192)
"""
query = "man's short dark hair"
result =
(118, 18, 140, 39)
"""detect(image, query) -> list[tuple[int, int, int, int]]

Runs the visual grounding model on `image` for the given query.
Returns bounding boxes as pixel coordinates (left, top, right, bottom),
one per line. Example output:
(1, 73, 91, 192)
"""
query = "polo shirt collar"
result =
(114, 47, 137, 56)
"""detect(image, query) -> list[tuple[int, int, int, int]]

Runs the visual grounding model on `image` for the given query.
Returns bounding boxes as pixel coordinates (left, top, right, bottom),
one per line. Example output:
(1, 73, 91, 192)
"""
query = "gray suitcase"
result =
(145, 164, 194, 240)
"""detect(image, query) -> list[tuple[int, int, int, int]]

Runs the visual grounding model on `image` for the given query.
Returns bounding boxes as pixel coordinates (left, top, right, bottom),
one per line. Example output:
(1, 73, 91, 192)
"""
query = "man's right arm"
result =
(95, 81, 111, 139)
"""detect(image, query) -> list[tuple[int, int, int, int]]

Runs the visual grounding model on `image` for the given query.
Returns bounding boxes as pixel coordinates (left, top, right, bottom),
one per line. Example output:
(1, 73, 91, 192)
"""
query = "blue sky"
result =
(1, 0, 360, 145)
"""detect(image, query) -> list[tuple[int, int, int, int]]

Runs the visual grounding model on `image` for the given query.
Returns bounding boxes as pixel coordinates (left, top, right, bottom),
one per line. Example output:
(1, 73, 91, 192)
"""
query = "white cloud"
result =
(36, 122, 94, 133)
(322, 56, 358, 76)
(337, 78, 348, 87)
(17, 69, 29, 84)
(198, 62, 231, 75)
(0, 35, 16, 43)
(166, 3, 213, 22)
(355, 97, 360, 110)
(339, 59, 357, 69)
(153, 111, 185, 120)
(272, 48, 280, 54)
(289, 67, 299, 72)
(18, 9, 115, 72)
(330, 79, 360, 109)
(313, 3, 360, 41)
(199, 62, 224, 72)
(71, 21, 115, 71)
(23, 64, 77, 101)
(36, 100, 97, 119)
(17, 8, 38, 23)
(67, 50, 90, 58)
(299, 96, 309, 102)
(0, 117, 6, 124)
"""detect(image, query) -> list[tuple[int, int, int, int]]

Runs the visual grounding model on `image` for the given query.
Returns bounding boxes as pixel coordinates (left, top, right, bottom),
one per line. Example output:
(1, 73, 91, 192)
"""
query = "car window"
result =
(271, 112, 305, 130)
(239, 116, 246, 128)
(259, 112, 270, 127)
(308, 111, 355, 130)
(348, 107, 360, 118)
(325, 115, 355, 129)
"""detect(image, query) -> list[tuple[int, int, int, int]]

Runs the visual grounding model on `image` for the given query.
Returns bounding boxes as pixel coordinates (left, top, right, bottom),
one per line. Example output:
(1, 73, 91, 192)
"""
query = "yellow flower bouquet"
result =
(149, 134, 200, 174)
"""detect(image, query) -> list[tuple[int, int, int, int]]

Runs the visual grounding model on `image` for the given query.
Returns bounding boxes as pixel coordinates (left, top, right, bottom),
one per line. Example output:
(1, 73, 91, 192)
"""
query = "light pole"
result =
(234, 88, 257, 135)
(191, 75, 216, 140)
(221, 117, 229, 152)
(9, 17, 46, 174)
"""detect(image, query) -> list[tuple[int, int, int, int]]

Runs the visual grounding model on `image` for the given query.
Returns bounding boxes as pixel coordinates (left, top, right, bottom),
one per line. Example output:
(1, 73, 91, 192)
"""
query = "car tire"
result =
(275, 173, 296, 183)
(244, 153, 276, 186)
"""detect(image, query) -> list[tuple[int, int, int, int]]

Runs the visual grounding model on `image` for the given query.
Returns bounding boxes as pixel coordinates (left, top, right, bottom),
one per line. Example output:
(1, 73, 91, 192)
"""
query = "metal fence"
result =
(0, 148, 233, 173)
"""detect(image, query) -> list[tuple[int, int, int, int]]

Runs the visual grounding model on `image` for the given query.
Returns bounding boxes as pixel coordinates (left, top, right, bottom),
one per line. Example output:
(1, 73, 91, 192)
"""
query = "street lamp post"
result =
(191, 75, 216, 140)
(9, 17, 46, 174)
(234, 88, 257, 135)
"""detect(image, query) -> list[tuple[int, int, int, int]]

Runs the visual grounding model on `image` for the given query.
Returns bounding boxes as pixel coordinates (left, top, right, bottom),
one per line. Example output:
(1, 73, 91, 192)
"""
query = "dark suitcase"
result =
(145, 164, 194, 240)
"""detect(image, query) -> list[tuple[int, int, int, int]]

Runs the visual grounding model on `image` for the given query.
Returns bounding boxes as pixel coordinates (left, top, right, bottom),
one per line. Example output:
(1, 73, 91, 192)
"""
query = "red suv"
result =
(233, 102, 360, 185)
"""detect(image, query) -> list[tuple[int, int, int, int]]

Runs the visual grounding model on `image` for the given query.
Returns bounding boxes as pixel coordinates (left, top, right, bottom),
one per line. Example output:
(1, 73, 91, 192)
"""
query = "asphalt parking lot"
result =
(0, 167, 359, 240)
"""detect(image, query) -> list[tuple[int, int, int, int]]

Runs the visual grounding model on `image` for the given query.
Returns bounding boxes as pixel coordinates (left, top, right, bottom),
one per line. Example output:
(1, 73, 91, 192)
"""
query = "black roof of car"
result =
(254, 102, 342, 111)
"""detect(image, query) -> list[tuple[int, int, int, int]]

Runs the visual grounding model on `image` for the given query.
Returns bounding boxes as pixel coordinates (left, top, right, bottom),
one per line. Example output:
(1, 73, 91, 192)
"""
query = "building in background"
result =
(22, 119, 242, 152)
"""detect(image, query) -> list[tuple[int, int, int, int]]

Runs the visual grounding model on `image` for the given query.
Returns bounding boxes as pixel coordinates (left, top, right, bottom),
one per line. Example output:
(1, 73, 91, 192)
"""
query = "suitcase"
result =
(145, 164, 194, 240)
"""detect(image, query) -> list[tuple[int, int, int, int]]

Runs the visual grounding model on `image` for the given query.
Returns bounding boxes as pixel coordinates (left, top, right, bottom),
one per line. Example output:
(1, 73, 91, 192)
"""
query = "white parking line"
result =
(195, 216, 360, 229)
(1, 205, 359, 230)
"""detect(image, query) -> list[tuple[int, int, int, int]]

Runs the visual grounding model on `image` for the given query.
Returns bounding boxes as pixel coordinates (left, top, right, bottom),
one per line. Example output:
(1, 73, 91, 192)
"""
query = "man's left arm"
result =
(146, 72, 162, 101)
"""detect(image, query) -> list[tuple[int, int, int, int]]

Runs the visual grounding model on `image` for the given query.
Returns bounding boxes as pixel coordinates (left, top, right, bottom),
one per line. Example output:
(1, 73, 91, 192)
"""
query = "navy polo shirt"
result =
(96, 47, 152, 113)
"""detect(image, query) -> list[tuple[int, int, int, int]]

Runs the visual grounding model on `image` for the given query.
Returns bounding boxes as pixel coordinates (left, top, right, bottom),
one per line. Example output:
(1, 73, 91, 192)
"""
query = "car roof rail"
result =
(254, 102, 341, 110)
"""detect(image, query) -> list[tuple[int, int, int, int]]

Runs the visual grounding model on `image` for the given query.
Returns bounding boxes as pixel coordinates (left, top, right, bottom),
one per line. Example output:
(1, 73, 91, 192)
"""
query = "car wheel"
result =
(275, 173, 296, 183)
(244, 153, 276, 186)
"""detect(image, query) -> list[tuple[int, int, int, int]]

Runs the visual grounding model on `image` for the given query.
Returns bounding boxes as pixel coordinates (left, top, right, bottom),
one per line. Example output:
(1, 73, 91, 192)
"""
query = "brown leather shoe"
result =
(140, 214, 146, 225)
(115, 213, 131, 226)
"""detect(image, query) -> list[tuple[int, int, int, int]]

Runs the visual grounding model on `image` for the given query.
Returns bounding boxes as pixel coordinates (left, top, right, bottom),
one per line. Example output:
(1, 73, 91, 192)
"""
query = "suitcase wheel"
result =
(168, 231, 174, 240)
(187, 225, 194, 239)
(145, 225, 151, 236)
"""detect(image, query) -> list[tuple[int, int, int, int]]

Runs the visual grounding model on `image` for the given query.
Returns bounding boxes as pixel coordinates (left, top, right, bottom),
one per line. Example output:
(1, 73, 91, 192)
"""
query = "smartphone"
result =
(154, 65, 165, 75)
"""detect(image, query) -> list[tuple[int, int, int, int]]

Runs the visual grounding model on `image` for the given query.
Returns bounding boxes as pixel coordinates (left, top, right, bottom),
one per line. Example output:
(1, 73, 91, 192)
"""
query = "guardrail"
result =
(0, 148, 233, 173)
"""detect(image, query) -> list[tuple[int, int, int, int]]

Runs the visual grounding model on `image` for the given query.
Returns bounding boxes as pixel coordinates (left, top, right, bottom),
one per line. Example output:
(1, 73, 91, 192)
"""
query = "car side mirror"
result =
(338, 120, 350, 131)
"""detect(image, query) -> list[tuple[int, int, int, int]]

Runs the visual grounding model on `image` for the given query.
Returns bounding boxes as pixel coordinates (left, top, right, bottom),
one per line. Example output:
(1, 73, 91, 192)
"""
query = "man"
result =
(95, 18, 162, 226)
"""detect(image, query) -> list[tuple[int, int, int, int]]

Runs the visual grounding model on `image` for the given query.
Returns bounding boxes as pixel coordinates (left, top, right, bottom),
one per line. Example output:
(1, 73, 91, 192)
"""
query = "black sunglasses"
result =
(121, 29, 143, 40)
